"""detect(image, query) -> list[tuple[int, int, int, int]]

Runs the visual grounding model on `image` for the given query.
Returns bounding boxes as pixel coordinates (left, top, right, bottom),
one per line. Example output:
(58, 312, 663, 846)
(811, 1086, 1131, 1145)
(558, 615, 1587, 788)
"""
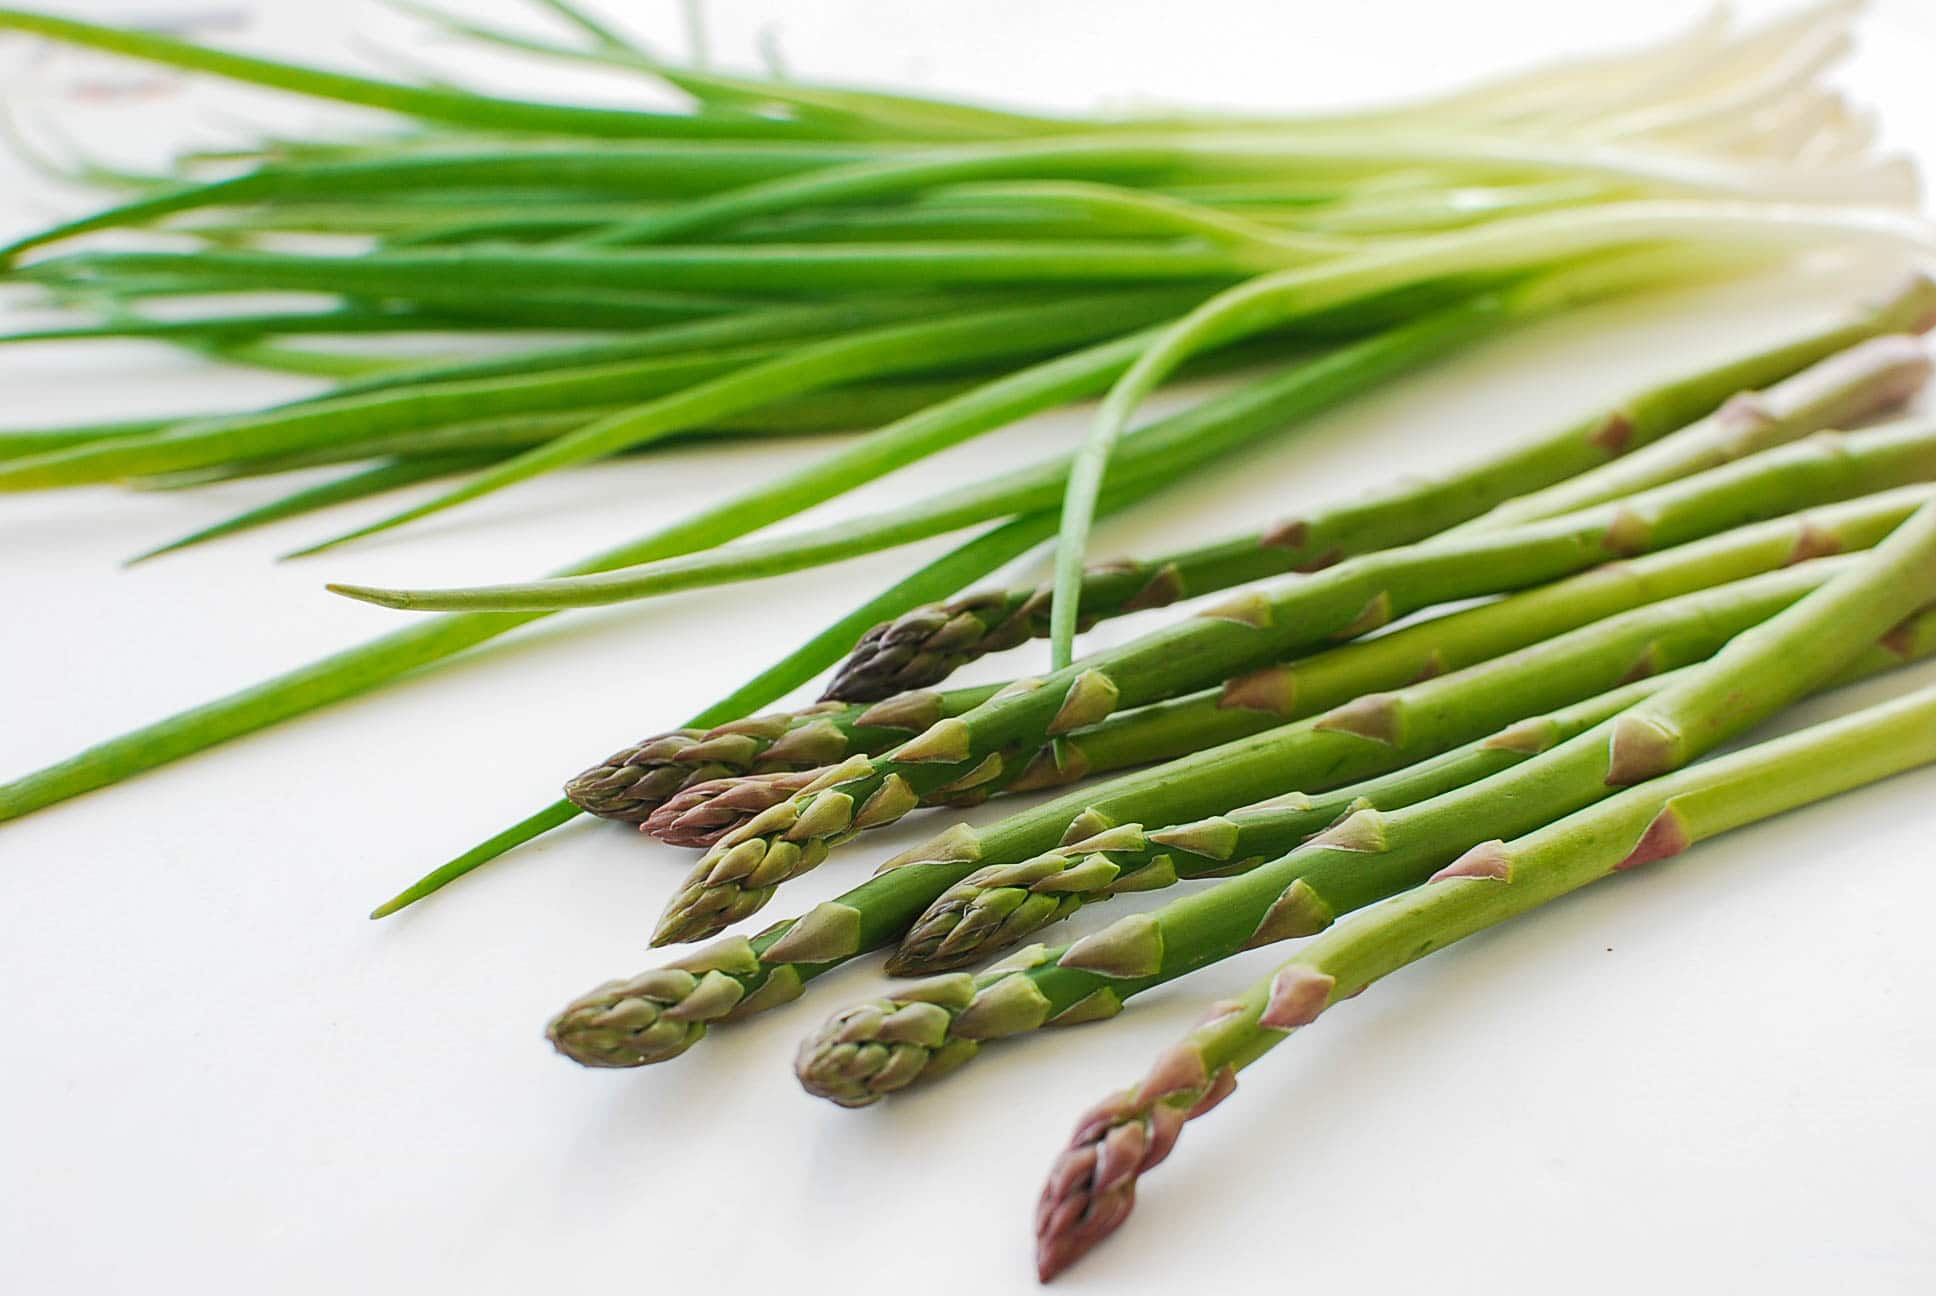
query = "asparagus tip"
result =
(546, 964, 726, 1067)
(1034, 1096, 1174, 1282)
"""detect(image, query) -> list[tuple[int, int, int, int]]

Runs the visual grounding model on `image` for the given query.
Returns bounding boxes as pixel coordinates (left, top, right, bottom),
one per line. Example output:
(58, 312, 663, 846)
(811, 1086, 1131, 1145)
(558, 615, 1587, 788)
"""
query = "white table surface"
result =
(4, 3, 1935, 1292)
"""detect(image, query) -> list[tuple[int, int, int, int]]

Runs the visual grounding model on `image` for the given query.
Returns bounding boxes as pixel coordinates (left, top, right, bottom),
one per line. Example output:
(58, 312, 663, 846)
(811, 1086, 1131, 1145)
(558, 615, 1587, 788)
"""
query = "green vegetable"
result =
(0, 292, 1188, 492)
(287, 292, 1199, 553)
(126, 455, 502, 565)
(0, 8, 854, 154)
(1035, 670, 1936, 1279)
(564, 684, 1004, 826)
(793, 498, 1936, 1107)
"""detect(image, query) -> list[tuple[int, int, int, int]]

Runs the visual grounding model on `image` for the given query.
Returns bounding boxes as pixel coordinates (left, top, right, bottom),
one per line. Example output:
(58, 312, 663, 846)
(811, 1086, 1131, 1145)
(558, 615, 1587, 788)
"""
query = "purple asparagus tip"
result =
(1035, 1058, 1237, 1280)
(642, 768, 819, 847)
(1034, 1094, 1184, 1281)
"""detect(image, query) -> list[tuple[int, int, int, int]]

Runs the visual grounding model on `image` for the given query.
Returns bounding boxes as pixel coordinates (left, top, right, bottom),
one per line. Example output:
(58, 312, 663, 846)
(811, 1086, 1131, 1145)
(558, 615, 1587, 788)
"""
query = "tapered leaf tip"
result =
(325, 582, 411, 608)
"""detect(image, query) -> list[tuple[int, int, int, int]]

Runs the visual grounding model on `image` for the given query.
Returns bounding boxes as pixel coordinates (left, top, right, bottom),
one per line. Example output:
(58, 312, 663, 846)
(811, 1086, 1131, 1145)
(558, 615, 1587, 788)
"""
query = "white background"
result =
(4, 2, 1935, 1292)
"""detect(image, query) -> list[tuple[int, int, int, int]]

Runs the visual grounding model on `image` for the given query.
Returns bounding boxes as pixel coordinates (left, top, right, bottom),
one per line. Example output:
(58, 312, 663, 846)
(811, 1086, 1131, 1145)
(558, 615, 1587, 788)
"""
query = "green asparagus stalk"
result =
(644, 419, 1936, 946)
(791, 500, 1936, 1106)
(542, 511, 1936, 1069)
(646, 484, 1935, 850)
(822, 289, 1936, 701)
(1458, 338, 1936, 535)
(1034, 676, 1936, 1280)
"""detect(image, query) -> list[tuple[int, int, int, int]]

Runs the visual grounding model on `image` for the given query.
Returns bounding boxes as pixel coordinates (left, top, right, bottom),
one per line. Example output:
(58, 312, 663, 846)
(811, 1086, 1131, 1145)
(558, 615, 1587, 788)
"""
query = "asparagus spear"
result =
(565, 687, 1002, 824)
(645, 484, 1935, 849)
(821, 306, 1936, 701)
(1034, 676, 1936, 1281)
(649, 419, 1936, 945)
(791, 500, 1936, 1106)
(1460, 321, 1936, 534)
(544, 510, 1935, 1070)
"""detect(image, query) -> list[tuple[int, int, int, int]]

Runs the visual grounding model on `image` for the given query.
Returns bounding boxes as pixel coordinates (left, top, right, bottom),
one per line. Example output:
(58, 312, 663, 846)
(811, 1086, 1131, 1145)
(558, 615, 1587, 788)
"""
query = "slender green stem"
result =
(284, 290, 1197, 553)
(125, 455, 501, 566)
(0, 143, 897, 263)
(0, 8, 858, 146)
(0, 304, 477, 345)
(0, 343, 791, 489)
(580, 134, 1901, 247)
(19, 241, 1253, 299)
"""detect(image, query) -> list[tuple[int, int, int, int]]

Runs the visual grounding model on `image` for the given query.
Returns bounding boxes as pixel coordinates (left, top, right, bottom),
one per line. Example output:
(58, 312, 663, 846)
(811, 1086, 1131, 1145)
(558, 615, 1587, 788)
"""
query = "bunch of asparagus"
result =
(528, 287, 1936, 1277)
